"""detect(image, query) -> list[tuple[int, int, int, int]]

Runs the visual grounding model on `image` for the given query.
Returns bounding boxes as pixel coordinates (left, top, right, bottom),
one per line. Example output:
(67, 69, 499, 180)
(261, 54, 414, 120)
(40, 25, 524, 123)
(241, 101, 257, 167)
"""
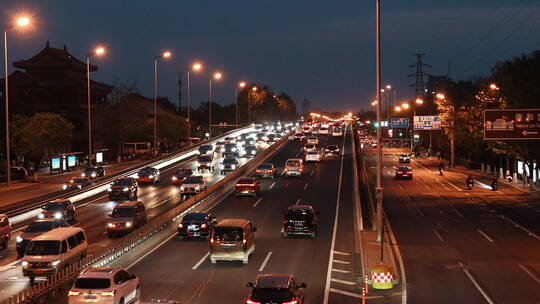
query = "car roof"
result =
(49, 199, 71, 204)
(32, 227, 84, 241)
(216, 219, 251, 228)
(116, 201, 140, 208)
(287, 158, 303, 162)
(256, 274, 292, 288)
(79, 267, 120, 279)
(289, 204, 314, 210)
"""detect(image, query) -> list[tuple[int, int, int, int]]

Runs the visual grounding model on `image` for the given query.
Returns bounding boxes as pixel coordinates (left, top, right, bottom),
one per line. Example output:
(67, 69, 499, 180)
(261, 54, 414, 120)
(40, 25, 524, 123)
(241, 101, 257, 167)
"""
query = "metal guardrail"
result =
(3, 127, 252, 219)
(2, 132, 291, 304)
(353, 128, 376, 230)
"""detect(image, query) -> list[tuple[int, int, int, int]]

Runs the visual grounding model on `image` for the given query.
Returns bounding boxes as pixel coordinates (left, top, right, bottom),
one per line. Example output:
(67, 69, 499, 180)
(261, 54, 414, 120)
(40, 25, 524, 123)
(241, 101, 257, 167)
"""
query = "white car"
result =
(303, 144, 318, 153)
(305, 151, 322, 162)
(68, 267, 139, 304)
(306, 136, 319, 145)
(284, 158, 304, 177)
(318, 127, 329, 135)
(180, 176, 207, 198)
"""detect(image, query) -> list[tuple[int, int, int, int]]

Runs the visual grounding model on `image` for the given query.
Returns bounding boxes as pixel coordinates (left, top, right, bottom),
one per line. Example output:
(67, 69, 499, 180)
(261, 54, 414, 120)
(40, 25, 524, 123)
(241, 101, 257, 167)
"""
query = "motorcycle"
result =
(439, 168, 444, 176)
(491, 180, 499, 191)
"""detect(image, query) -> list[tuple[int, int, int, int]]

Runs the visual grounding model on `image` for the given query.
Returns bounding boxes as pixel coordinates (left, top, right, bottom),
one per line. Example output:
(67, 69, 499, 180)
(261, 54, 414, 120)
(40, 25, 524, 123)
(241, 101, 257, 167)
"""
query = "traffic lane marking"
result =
(268, 182, 276, 190)
(477, 229, 494, 242)
(252, 198, 263, 207)
(192, 251, 210, 270)
(258, 251, 272, 272)
(296, 198, 301, 205)
(330, 278, 356, 285)
(332, 268, 351, 274)
(518, 264, 540, 286)
(304, 182, 309, 190)
(433, 229, 445, 242)
(459, 262, 495, 304)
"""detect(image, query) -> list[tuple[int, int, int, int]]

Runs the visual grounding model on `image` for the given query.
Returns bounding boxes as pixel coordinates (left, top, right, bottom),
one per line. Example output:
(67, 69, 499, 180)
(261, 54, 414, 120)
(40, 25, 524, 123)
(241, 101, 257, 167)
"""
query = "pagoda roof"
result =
(14, 41, 97, 72)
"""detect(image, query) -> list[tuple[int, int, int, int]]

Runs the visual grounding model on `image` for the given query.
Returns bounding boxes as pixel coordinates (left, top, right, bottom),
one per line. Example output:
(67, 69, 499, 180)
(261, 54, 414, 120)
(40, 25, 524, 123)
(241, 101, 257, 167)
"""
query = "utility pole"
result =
(177, 72, 182, 110)
(408, 53, 431, 99)
(375, 0, 384, 251)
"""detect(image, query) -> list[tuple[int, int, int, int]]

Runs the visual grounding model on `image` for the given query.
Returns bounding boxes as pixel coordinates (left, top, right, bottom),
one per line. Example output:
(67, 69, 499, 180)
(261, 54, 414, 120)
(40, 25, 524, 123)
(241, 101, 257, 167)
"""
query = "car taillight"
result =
(101, 290, 116, 297)
(246, 300, 261, 304)
(201, 223, 207, 229)
(68, 290, 80, 296)
(298, 168, 303, 172)
(178, 223, 184, 228)
(210, 238, 214, 244)
(283, 300, 299, 304)
(243, 238, 247, 245)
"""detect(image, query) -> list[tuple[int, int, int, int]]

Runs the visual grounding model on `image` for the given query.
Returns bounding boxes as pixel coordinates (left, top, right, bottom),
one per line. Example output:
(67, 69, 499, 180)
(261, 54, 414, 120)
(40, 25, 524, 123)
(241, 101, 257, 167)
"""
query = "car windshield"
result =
(400, 154, 408, 157)
(223, 158, 237, 164)
(251, 288, 293, 301)
(307, 152, 318, 155)
(285, 208, 313, 221)
(225, 144, 236, 149)
(138, 168, 154, 176)
(112, 208, 135, 218)
(113, 178, 131, 186)
(176, 169, 192, 176)
(286, 160, 301, 167)
(43, 202, 67, 211)
(26, 240, 60, 255)
(73, 178, 87, 183)
(74, 278, 111, 289)
(327, 145, 338, 150)
(246, 146, 256, 150)
(238, 178, 255, 185)
(183, 213, 207, 222)
(185, 176, 204, 184)
(198, 155, 212, 162)
(199, 145, 212, 151)
(296, 133, 304, 137)
(305, 144, 315, 148)
(25, 221, 55, 232)
(258, 164, 273, 170)
(84, 168, 97, 172)
(213, 227, 243, 242)
(398, 167, 411, 172)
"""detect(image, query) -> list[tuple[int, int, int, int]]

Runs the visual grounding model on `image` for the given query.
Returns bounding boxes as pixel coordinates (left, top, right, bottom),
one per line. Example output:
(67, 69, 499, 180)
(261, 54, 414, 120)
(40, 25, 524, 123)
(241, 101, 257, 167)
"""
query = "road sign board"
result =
(413, 116, 441, 130)
(484, 109, 540, 140)
(391, 118, 409, 128)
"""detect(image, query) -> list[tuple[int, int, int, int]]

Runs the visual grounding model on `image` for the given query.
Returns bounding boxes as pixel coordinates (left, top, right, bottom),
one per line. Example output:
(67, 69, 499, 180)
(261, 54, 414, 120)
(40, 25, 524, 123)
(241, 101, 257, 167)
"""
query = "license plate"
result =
(188, 225, 197, 230)
(295, 223, 303, 226)
(193, 232, 201, 236)
(84, 295, 97, 300)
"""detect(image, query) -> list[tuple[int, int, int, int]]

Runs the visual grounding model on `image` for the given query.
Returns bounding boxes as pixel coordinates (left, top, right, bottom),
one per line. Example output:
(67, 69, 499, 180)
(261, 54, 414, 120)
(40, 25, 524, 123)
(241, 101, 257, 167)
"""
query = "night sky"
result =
(2, 0, 539, 111)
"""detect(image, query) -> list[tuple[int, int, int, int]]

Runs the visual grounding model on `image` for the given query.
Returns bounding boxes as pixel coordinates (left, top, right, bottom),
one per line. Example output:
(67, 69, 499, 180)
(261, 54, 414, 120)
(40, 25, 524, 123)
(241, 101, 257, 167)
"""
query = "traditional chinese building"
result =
(0, 41, 113, 151)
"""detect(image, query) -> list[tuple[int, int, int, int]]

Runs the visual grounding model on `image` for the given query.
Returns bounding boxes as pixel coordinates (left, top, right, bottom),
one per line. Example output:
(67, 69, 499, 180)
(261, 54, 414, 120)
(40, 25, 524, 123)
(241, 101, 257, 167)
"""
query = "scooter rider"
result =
(438, 162, 444, 176)
(466, 175, 474, 190)
(491, 177, 498, 191)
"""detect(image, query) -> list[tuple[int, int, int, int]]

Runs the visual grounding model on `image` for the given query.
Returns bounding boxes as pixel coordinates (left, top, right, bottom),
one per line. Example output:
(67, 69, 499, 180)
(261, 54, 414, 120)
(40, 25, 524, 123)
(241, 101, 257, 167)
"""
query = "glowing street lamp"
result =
(401, 103, 410, 110)
(186, 61, 203, 142)
(4, 15, 32, 186)
(415, 98, 424, 104)
(86, 46, 106, 165)
(394, 106, 402, 112)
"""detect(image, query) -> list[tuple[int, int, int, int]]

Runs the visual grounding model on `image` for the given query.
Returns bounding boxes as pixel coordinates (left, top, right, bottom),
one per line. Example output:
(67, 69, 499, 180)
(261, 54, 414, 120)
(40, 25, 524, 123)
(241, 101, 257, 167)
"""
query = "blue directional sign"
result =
(391, 118, 409, 128)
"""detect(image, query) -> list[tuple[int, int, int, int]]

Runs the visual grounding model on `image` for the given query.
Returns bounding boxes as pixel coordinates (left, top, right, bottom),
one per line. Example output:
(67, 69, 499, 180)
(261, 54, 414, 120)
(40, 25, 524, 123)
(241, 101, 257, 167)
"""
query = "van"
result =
(210, 219, 256, 264)
(284, 158, 304, 177)
(22, 227, 88, 283)
(0, 214, 12, 250)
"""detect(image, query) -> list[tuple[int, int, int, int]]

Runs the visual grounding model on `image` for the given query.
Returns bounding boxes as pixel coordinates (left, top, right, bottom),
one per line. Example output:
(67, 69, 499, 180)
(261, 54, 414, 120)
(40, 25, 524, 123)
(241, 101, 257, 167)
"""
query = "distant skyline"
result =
(2, 0, 539, 112)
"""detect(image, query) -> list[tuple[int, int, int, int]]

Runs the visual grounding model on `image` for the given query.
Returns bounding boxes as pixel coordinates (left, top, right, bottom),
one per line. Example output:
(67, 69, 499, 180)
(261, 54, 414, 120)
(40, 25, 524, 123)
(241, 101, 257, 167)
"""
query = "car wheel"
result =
(119, 298, 125, 304)
(0, 237, 7, 250)
(107, 231, 114, 238)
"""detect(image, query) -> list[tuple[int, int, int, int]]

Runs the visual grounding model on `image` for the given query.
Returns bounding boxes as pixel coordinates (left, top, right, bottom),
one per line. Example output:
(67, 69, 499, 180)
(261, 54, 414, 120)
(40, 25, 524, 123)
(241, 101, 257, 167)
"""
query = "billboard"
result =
(67, 155, 76, 167)
(391, 118, 409, 128)
(413, 116, 441, 130)
(484, 109, 540, 140)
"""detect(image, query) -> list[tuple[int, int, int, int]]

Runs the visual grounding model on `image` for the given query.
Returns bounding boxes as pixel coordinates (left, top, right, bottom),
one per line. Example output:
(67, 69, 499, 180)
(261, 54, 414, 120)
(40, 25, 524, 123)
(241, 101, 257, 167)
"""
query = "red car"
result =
(395, 166, 413, 180)
(255, 163, 277, 179)
(235, 177, 261, 197)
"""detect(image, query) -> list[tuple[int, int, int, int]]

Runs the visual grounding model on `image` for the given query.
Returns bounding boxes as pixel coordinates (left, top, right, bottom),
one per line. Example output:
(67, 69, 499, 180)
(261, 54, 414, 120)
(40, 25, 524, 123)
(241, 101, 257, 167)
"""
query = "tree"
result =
(11, 112, 74, 168)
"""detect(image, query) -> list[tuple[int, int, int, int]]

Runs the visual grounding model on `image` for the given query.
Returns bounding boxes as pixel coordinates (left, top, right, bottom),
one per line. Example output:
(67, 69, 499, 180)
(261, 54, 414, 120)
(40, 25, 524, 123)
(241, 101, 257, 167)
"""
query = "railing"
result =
(2, 132, 291, 304)
(353, 128, 376, 230)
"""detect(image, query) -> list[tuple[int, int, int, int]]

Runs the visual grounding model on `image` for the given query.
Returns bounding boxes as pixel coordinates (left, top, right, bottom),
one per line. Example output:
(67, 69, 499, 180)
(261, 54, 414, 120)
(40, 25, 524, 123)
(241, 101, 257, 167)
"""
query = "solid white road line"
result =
(453, 208, 465, 218)
(258, 251, 273, 272)
(477, 229, 494, 242)
(323, 129, 347, 304)
(332, 268, 351, 274)
(459, 262, 495, 304)
(330, 278, 356, 285)
(433, 229, 445, 242)
(192, 252, 210, 270)
(499, 216, 540, 241)
(269, 182, 276, 190)
(126, 233, 177, 270)
(518, 264, 540, 285)
(252, 198, 263, 207)
(333, 250, 350, 256)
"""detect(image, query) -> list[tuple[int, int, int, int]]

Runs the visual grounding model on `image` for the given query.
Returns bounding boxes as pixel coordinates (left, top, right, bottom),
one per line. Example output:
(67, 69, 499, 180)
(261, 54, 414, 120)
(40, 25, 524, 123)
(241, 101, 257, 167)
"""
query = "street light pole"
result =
(153, 51, 171, 155)
(187, 70, 191, 140)
(208, 78, 212, 138)
(375, 0, 384, 249)
(235, 87, 238, 127)
(247, 89, 251, 125)
(86, 56, 92, 165)
(3, 28, 11, 186)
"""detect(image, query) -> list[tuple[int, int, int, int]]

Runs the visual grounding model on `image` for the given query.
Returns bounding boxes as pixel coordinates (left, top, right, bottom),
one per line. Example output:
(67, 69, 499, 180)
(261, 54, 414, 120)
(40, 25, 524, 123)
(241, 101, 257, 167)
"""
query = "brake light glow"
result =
(210, 238, 214, 244)
(246, 300, 261, 304)
(178, 223, 183, 228)
(68, 290, 80, 296)
(101, 290, 116, 296)
(243, 238, 247, 244)
(201, 223, 207, 229)
(283, 300, 299, 304)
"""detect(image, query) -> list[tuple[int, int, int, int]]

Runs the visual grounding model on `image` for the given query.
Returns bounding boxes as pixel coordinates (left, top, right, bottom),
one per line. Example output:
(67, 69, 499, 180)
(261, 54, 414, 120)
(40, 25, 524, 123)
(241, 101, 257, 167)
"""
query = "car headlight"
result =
(77, 185, 82, 189)
(81, 173, 86, 177)
(107, 223, 114, 228)
(126, 222, 132, 227)
(16, 236, 23, 243)
(251, 150, 256, 154)
(195, 186, 200, 191)
(63, 185, 68, 190)
(122, 187, 129, 192)
(91, 173, 96, 177)
(172, 176, 178, 181)
(180, 186, 185, 191)
(108, 187, 113, 192)
(54, 212, 63, 219)
(22, 261, 28, 267)
(231, 164, 236, 169)
(38, 213, 45, 219)
(220, 164, 225, 169)
(232, 148, 237, 152)
(51, 260, 60, 267)
(220, 148, 225, 152)
(148, 175, 154, 179)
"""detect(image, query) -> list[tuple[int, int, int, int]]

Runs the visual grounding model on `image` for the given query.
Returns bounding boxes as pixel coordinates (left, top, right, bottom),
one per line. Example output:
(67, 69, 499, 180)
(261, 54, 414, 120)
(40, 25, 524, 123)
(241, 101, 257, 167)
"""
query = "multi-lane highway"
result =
(364, 148, 540, 304)
(52, 127, 363, 304)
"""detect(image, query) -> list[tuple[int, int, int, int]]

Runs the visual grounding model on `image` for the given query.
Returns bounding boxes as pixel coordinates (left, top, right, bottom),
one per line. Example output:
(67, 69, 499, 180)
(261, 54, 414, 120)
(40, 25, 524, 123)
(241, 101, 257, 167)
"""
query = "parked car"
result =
(246, 274, 307, 304)
(235, 177, 261, 197)
(107, 201, 147, 237)
(16, 218, 68, 256)
(68, 267, 139, 304)
(136, 166, 160, 184)
(63, 177, 92, 191)
(178, 212, 217, 239)
(108, 177, 138, 200)
(0, 214, 11, 250)
(82, 166, 105, 179)
(38, 199, 77, 224)
(255, 163, 277, 179)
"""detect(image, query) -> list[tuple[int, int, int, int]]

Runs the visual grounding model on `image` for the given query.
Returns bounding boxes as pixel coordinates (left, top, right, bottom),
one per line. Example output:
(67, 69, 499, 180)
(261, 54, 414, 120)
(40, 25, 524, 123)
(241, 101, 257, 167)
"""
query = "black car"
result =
(62, 177, 92, 191)
(16, 218, 69, 256)
(246, 274, 306, 304)
(38, 199, 77, 224)
(178, 212, 217, 239)
(223, 143, 239, 157)
(108, 177, 138, 200)
(281, 205, 318, 238)
(82, 166, 105, 179)
(171, 168, 193, 185)
(198, 145, 213, 155)
(243, 145, 258, 158)
(221, 157, 239, 175)
(107, 201, 147, 237)
(266, 133, 277, 143)
(324, 145, 340, 156)
(399, 154, 411, 163)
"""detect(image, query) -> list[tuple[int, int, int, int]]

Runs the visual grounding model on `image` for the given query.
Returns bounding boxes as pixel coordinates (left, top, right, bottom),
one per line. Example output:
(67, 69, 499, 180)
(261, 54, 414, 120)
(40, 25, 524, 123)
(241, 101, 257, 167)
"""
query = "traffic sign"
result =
(391, 118, 409, 128)
(413, 116, 441, 130)
(484, 109, 540, 140)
